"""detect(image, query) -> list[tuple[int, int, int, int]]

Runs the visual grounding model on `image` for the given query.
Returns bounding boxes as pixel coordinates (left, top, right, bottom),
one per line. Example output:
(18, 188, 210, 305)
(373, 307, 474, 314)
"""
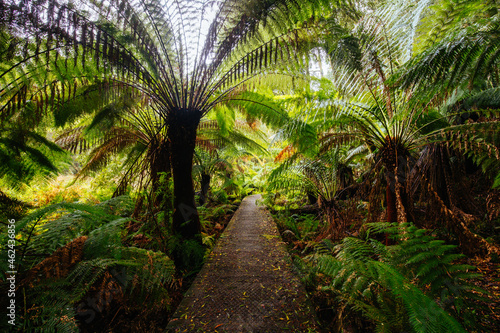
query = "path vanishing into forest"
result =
(166, 194, 319, 332)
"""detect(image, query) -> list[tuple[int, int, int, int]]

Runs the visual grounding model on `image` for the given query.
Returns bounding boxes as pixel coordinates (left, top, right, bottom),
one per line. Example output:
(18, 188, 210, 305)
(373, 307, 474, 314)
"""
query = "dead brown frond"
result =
(77, 127, 141, 178)
(275, 144, 296, 162)
(487, 191, 500, 223)
(20, 236, 88, 288)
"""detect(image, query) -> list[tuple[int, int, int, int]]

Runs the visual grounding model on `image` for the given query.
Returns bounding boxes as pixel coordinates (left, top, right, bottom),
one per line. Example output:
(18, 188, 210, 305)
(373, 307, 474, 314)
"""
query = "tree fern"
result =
(19, 282, 79, 333)
(1, 195, 176, 332)
(0, 103, 67, 188)
(1, 0, 348, 247)
(228, 90, 319, 156)
(305, 222, 484, 332)
(395, 16, 500, 95)
(295, 0, 500, 252)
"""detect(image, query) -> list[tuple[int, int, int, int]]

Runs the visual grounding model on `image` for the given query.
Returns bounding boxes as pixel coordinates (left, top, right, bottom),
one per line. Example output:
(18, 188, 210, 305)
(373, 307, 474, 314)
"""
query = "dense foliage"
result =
(1, 0, 499, 332)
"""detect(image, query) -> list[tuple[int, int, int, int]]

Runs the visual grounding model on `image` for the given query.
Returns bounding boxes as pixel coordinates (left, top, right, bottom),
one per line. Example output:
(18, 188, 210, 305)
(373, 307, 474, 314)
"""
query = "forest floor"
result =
(166, 194, 319, 332)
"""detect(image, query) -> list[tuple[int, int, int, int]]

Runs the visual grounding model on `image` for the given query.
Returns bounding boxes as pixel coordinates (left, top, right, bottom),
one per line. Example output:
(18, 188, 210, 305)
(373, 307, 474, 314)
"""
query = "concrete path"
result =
(166, 194, 319, 332)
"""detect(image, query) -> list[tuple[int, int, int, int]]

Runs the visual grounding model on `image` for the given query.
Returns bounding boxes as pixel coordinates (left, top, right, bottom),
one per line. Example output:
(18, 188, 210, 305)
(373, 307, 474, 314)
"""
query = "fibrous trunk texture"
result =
(382, 136, 411, 223)
(318, 198, 344, 240)
(168, 108, 202, 239)
(199, 173, 211, 206)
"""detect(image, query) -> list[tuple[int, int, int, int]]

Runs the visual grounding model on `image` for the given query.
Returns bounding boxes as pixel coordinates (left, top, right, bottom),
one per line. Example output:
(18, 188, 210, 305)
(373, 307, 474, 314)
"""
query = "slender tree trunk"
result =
(168, 109, 202, 239)
(386, 170, 412, 223)
(199, 173, 211, 206)
(386, 182, 397, 223)
(318, 198, 343, 240)
(384, 173, 398, 245)
(383, 137, 409, 223)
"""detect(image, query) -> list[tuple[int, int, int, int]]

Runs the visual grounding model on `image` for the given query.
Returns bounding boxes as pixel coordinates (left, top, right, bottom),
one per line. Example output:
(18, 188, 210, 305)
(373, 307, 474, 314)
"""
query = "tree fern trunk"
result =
(383, 138, 408, 223)
(386, 172, 411, 223)
(383, 140, 398, 223)
(386, 182, 397, 223)
(307, 191, 317, 205)
(199, 173, 211, 206)
(168, 109, 202, 239)
(319, 199, 343, 240)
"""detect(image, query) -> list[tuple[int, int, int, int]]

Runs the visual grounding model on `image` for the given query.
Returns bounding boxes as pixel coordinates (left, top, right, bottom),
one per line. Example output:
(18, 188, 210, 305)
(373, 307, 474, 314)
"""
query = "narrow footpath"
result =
(166, 194, 319, 332)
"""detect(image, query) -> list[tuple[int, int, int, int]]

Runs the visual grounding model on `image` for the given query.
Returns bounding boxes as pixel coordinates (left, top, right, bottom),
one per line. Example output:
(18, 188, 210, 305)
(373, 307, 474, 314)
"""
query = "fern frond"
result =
(305, 222, 484, 332)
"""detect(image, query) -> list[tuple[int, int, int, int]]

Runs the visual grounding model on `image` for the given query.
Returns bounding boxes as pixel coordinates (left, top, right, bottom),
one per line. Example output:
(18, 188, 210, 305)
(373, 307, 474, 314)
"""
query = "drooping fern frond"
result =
(394, 18, 500, 96)
(19, 281, 79, 333)
(228, 90, 318, 156)
(0, 196, 134, 278)
(1, 194, 175, 331)
(20, 205, 125, 260)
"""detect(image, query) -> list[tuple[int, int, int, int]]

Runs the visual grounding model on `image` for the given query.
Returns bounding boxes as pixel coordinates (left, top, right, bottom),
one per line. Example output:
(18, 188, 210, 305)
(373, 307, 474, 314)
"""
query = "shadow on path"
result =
(166, 194, 319, 332)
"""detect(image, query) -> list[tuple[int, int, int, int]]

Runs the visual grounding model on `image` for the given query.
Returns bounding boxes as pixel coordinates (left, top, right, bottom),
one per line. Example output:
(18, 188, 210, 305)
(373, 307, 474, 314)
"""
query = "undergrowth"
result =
(290, 222, 487, 332)
(0, 192, 239, 332)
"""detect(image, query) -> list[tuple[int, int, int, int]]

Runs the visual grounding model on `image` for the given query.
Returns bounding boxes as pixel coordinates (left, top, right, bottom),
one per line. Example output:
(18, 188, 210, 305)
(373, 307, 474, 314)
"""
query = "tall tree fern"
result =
(302, 2, 500, 255)
(0, 1, 354, 264)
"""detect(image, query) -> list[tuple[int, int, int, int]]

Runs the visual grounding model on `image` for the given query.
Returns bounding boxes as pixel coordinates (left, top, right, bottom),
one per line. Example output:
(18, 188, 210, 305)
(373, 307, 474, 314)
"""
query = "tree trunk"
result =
(306, 191, 317, 205)
(318, 198, 343, 240)
(382, 137, 411, 223)
(199, 173, 211, 205)
(168, 108, 202, 239)
(383, 137, 399, 223)
(386, 182, 397, 223)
